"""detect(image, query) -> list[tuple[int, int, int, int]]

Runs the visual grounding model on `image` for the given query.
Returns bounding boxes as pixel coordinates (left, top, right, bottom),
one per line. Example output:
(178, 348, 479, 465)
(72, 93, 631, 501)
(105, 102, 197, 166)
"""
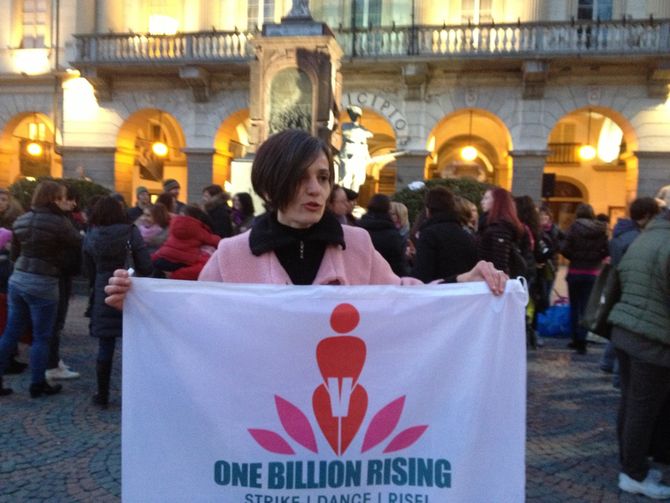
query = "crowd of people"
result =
(0, 128, 668, 498)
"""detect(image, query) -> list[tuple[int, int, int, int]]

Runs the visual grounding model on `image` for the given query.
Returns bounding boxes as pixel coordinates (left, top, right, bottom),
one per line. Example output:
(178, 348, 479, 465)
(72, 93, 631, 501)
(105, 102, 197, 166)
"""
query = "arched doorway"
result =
(425, 109, 513, 189)
(544, 178, 588, 231)
(115, 109, 186, 204)
(335, 107, 397, 206)
(544, 107, 637, 221)
(0, 113, 60, 187)
(213, 109, 250, 191)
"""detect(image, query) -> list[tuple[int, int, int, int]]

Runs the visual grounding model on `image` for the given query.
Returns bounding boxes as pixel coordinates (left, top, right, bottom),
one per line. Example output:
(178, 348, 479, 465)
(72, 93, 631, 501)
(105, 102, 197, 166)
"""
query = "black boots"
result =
(0, 376, 12, 396)
(5, 357, 28, 375)
(29, 381, 62, 398)
(92, 360, 112, 409)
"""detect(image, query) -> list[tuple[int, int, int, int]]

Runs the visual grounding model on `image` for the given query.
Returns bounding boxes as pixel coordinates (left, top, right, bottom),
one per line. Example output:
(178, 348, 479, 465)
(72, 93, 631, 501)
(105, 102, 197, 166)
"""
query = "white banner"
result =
(123, 279, 527, 503)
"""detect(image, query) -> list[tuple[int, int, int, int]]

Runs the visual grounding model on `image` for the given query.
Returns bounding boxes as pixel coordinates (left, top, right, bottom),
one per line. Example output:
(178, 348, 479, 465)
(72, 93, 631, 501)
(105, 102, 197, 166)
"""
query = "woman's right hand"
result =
(104, 269, 132, 310)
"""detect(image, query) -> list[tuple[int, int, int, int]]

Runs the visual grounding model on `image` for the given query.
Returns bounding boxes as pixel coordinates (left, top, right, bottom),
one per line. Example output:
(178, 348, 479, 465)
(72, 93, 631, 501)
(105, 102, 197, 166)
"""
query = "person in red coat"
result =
(151, 205, 220, 280)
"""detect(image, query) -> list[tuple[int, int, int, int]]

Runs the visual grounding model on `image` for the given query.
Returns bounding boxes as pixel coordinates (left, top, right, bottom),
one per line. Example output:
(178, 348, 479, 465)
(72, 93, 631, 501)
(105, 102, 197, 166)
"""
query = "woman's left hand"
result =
(456, 260, 507, 296)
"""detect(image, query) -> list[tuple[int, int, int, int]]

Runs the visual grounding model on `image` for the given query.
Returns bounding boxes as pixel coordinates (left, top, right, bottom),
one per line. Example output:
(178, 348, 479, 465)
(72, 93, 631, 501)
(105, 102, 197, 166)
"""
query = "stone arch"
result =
(114, 108, 187, 204)
(425, 108, 514, 187)
(544, 176, 588, 230)
(0, 112, 59, 187)
(341, 92, 409, 146)
(545, 105, 637, 217)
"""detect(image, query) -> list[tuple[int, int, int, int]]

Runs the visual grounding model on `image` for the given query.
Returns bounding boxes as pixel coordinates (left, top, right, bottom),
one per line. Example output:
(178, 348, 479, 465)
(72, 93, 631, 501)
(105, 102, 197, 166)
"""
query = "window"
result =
(21, 0, 47, 48)
(247, 0, 275, 30)
(354, 0, 382, 28)
(577, 0, 612, 21)
(148, 0, 181, 33)
(461, 0, 492, 24)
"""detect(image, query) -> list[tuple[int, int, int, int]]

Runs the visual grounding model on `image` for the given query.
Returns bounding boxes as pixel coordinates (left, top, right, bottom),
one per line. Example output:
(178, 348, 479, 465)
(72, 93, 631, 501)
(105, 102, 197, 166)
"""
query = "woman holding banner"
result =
(105, 130, 506, 308)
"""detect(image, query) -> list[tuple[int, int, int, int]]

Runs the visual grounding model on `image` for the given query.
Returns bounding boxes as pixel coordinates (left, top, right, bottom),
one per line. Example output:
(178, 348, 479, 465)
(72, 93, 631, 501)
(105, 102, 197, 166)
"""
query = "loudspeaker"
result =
(542, 173, 556, 198)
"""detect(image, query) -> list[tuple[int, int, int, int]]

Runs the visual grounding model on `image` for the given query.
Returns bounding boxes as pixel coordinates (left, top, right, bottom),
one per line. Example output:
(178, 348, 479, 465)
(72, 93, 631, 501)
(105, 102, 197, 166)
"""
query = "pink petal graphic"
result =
(361, 396, 405, 453)
(248, 429, 295, 454)
(383, 425, 429, 453)
(275, 395, 318, 453)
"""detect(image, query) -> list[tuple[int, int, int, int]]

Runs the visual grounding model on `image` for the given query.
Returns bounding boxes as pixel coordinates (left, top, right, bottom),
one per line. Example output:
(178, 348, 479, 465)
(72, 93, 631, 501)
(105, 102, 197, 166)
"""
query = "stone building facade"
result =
(1, 0, 669, 226)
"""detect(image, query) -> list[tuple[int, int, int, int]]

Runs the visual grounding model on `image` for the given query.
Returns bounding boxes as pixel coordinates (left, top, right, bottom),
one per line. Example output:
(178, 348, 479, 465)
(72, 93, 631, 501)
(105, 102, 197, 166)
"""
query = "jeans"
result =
(0, 282, 58, 384)
(566, 273, 596, 345)
(617, 349, 670, 481)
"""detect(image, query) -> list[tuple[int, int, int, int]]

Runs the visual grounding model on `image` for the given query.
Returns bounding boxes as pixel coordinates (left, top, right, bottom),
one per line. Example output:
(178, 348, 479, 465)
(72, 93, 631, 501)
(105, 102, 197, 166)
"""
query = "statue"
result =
(286, 0, 312, 19)
(338, 106, 374, 192)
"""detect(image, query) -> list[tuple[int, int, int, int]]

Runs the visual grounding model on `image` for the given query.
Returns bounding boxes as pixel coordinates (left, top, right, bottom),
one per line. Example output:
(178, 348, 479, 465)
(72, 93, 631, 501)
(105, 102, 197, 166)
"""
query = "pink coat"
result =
(199, 225, 422, 286)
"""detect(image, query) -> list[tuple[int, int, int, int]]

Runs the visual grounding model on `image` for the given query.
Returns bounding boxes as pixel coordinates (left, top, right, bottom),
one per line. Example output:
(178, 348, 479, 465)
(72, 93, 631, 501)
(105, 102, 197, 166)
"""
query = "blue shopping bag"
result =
(537, 299, 571, 338)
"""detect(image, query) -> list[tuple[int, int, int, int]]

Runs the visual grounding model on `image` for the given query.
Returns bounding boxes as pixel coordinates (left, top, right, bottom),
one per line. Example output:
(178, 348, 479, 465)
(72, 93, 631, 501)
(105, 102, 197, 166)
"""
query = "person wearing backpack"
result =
(477, 187, 526, 277)
(560, 203, 609, 354)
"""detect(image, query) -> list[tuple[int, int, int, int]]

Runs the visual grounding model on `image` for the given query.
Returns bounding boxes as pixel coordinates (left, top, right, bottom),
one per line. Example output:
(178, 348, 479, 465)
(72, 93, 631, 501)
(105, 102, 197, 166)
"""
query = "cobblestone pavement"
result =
(1, 294, 667, 502)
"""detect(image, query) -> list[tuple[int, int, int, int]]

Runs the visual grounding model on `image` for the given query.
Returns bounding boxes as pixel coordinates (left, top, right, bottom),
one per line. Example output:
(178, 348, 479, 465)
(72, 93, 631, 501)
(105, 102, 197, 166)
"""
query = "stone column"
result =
(61, 146, 116, 188)
(394, 150, 428, 188)
(96, 0, 124, 33)
(522, 0, 543, 21)
(510, 150, 549, 202)
(183, 148, 215, 203)
(635, 151, 670, 198)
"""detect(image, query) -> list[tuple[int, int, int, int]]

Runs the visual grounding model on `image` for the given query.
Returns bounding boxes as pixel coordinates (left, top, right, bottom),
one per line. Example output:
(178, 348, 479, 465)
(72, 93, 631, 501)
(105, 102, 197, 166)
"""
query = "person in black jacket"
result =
(560, 203, 609, 354)
(0, 181, 82, 398)
(84, 196, 153, 408)
(202, 184, 233, 238)
(45, 183, 84, 381)
(477, 187, 525, 276)
(356, 194, 407, 276)
(411, 187, 477, 282)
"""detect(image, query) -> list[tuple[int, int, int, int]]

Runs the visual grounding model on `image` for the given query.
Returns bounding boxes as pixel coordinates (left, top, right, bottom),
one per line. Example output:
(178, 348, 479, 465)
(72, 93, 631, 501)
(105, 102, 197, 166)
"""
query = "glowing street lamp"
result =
(579, 109, 597, 161)
(461, 110, 478, 161)
(461, 145, 478, 161)
(151, 141, 168, 157)
(26, 141, 43, 157)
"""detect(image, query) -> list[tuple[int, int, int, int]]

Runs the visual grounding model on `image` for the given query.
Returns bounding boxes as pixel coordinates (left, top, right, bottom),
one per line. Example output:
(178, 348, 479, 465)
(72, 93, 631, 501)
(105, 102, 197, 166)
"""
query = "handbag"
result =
(581, 263, 621, 339)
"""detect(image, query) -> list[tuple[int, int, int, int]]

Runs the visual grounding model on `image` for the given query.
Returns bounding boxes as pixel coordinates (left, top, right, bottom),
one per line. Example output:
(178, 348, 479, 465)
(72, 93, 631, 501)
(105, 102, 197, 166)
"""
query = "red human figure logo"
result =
(312, 303, 368, 455)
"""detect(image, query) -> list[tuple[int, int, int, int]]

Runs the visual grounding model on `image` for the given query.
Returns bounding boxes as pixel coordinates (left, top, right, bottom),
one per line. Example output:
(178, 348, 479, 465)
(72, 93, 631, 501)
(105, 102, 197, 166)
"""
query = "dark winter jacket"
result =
(11, 205, 82, 277)
(608, 218, 640, 267)
(204, 194, 233, 239)
(609, 216, 670, 346)
(357, 212, 407, 276)
(411, 213, 477, 282)
(560, 218, 609, 270)
(477, 220, 520, 275)
(84, 224, 152, 338)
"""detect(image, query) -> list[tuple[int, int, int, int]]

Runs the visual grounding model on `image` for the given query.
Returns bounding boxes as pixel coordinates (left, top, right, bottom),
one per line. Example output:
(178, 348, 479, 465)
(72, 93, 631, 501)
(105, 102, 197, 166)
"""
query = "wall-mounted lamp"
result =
(461, 110, 478, 162)
(578, 109, 597, 161)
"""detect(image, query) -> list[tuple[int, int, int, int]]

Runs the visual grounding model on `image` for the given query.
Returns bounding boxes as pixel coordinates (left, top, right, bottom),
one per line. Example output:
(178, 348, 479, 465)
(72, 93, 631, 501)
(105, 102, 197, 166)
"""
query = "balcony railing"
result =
(72, 18, 670, 66)
(337, 18, 670, 57)
(73, 30, 253, 64)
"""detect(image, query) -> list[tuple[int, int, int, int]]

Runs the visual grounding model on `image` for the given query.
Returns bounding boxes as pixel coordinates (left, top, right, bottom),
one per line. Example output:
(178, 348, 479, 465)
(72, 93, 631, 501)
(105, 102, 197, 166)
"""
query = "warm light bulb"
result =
(461, 145, 478, 161)
(26, 142, 43, 157)
(578, 144, 596, 161)
(152, 141, 168, 157)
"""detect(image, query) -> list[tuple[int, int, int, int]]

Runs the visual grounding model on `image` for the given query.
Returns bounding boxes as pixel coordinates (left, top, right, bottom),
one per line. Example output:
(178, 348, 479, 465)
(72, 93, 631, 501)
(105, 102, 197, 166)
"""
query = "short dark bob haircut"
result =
(32, 180, 65, 209)
(89, 196, 128, 227)
(251, 129, 334, 211)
